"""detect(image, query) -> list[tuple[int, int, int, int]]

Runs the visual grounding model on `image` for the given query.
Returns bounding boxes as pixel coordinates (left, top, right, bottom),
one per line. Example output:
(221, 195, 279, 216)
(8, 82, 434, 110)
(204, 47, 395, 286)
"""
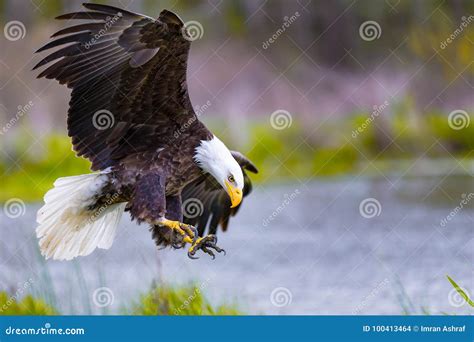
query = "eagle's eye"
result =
(228, 175, 235, 183)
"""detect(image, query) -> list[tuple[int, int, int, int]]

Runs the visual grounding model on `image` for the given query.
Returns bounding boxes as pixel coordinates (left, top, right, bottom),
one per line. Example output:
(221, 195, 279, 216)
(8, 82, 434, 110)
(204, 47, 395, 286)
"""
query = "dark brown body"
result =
(93, 120, 211, 221)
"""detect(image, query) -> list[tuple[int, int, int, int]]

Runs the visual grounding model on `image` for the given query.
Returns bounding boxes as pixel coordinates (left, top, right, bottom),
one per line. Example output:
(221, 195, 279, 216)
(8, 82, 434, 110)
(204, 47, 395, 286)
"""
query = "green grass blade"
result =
(446, 276, 474, 308)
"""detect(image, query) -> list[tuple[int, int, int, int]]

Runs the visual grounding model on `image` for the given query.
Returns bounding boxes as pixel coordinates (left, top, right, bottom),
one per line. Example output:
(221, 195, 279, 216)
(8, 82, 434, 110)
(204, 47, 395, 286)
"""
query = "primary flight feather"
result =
(34, 3, 258, 260)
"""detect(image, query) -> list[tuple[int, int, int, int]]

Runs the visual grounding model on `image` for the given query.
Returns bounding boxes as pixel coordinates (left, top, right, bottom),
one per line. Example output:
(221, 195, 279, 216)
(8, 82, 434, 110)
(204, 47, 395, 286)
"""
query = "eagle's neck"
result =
(193, 135, 232, 173)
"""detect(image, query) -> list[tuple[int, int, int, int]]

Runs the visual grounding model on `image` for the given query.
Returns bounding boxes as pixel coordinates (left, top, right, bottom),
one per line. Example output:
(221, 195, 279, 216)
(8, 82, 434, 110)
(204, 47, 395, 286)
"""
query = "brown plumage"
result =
(34, 3, 257, 260)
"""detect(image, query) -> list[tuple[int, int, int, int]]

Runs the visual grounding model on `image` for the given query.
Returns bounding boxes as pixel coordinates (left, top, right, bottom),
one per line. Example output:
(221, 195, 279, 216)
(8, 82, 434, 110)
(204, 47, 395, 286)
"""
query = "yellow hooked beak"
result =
(225, 180, 242, 208)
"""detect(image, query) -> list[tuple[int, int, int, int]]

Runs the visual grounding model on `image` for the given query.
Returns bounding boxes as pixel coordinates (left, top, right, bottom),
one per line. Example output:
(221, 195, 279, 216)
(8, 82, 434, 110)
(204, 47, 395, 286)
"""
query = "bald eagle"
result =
(34, 3, 258, 260)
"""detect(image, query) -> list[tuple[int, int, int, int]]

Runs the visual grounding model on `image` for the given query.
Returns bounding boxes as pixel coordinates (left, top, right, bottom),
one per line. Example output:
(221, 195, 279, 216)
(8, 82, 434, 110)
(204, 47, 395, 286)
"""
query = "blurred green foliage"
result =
(0, 285, 240, 315)
(129, 285, 240, 315)
(244, 112, 473, 183)
(246, 123, 358, 182)
(1, 111, 473, 202)
(0, 292, 57, 315)
(1, 134, 90, 202)
(410, 12, 474, 79)
(428, 115, 474, 153)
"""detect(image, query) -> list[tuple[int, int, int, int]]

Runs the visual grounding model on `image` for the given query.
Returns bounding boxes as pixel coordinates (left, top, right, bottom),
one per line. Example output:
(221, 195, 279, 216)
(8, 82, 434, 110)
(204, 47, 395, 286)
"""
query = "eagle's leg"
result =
(158, 218, 225, 259)
(157, 218, 197, 246)
(164, 195, 224, 259)
(160, 195, 198, 248)
(187, 234, 226, 259)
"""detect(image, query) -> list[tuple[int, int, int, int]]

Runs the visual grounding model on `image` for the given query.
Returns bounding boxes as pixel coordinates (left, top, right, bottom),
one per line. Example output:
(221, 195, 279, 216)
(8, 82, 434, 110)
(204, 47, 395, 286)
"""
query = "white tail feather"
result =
(36, 172, 125, 261)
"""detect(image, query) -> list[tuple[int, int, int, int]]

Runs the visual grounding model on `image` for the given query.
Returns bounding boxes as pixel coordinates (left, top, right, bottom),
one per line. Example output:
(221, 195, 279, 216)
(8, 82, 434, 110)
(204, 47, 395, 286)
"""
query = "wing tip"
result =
(247, 163, 258, 174)
(54, 13, 71, 20)
(159, 9, 184, 27)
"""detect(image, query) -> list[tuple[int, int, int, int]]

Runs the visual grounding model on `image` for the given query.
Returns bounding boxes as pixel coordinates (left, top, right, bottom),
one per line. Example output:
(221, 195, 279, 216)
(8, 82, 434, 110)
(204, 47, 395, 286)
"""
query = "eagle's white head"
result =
(194, 136, 244, 208)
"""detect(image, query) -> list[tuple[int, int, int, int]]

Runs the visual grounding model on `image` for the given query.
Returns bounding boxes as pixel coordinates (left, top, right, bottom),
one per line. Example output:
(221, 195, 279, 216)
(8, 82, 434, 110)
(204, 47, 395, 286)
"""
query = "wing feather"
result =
(35, 3, 196, 170)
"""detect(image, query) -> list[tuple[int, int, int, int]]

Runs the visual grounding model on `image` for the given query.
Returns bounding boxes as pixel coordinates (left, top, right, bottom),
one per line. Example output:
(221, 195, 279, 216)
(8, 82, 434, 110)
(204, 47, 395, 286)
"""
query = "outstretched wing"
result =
(34, 3, 197, 170)
(181, 152, 258, 236)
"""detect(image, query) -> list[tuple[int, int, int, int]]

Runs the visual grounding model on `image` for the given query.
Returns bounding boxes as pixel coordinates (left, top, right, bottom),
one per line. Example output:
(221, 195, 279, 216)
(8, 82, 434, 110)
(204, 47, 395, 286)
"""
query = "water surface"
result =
(1, 176, 472, 314)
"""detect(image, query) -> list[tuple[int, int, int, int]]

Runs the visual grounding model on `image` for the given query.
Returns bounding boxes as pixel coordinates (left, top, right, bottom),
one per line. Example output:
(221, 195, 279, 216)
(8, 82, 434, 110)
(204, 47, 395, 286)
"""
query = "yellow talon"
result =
(183, 236, 193, 244)
(158, 218, 195, 244)
(187, 234, 224, 259)
(189, 237, 205, 254)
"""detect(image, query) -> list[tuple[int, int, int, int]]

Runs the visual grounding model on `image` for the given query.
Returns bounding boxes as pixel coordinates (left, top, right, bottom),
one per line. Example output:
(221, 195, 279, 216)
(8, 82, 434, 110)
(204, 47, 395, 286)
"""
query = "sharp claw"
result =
(187, 234, 225, 260)
(192, 229, 198, 244)
(201, 246, 215, 259)
(187, 250, 199, 259)
(207, 244, 225, 255)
